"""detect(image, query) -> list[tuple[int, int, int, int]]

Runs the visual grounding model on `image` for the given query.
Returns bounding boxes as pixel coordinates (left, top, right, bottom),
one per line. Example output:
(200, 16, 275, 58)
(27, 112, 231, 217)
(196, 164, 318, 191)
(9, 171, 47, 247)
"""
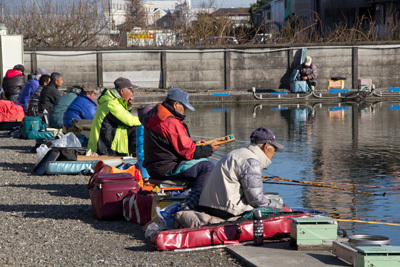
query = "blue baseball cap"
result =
(250, 127, 284, 149)
(167, 88, 195, 111)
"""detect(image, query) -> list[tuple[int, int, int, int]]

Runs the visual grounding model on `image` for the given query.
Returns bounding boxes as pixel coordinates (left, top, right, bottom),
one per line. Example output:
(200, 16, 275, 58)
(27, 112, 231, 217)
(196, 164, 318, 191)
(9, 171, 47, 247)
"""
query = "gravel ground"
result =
(0, 131, 244, 266)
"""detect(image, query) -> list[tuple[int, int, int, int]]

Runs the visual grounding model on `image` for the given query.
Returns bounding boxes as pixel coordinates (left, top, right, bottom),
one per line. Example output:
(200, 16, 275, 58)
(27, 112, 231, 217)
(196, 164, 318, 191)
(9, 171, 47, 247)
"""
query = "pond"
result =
(185, 101, 400, 245)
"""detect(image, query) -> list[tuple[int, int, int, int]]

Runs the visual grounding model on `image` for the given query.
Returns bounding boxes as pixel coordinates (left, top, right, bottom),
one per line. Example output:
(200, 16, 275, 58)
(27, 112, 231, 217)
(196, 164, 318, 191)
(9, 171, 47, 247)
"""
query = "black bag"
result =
(51, 147, 87, 161)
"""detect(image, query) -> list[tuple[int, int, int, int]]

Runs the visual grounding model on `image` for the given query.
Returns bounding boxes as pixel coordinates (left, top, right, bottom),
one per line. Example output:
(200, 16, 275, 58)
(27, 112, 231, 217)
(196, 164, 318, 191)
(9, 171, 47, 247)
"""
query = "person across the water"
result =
(296, 56, 318, 91)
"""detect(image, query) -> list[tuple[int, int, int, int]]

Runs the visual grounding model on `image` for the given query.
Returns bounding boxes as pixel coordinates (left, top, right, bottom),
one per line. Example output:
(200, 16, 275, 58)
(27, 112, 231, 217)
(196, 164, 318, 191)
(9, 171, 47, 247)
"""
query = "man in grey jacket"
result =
(199, 127, 287, 219)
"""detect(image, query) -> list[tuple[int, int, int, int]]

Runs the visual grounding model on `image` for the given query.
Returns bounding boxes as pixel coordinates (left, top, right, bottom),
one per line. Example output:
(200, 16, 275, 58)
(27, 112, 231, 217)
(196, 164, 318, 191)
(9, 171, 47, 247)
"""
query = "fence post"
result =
(352, 47, 358, 90)
(30, 51, 37, 74)
(96, 51, 103, 89)
(224, 50, 231, 90)
(161, 51, 167, 89)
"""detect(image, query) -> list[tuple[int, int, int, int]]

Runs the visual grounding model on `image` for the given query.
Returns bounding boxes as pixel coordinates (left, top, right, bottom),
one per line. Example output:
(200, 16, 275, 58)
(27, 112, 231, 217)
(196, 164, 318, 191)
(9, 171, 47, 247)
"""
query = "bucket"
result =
(348, 234, 391, 248)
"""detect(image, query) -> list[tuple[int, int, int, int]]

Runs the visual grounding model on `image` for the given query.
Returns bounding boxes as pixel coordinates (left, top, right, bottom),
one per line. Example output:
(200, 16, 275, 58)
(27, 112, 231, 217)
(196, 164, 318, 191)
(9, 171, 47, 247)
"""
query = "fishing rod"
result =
(262, 176, 386, 196)
(336, 219, 400, 226)
(209, 156, 385, 196)
(300, 180, 400, 191)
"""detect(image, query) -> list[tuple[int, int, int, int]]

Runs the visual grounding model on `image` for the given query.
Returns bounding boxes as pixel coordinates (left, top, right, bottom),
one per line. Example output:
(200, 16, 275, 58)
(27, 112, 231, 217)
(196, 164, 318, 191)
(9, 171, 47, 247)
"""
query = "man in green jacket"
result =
(88, 77, 141, 156)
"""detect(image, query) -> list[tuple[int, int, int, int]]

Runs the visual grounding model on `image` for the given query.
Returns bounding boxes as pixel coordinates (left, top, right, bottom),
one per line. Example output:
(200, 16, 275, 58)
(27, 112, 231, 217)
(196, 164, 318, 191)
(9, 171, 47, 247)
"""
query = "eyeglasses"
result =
(179, 102, 187, 110)
(269, 142, 279, 152)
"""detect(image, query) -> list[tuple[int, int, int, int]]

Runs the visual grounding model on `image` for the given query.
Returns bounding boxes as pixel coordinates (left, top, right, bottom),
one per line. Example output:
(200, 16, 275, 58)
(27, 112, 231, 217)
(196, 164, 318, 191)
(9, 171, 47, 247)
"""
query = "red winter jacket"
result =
(2, 69, 25, 99)
(142, 102, 213, 179)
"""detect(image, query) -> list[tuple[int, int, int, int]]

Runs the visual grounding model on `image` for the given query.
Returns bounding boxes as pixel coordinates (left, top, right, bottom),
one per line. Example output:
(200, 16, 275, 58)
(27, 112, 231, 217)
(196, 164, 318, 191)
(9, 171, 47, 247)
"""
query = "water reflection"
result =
(187, 101, 400, 245)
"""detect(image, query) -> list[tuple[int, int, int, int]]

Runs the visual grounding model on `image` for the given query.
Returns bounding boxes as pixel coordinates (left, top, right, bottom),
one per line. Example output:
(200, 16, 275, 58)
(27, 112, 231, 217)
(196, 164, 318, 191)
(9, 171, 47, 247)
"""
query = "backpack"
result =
(20, 116, 55, 139)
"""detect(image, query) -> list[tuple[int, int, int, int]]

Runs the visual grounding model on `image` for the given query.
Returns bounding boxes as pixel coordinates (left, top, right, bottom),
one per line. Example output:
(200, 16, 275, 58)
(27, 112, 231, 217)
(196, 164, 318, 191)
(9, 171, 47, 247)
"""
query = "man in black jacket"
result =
(2, 64, 25, 101)
(38, 72, 63, 113)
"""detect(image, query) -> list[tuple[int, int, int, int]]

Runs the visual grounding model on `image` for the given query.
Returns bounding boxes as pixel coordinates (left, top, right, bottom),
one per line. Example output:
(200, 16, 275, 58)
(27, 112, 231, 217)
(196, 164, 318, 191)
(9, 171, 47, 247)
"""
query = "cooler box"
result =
(290, 216, 338, 246)
(358, 78, 372, 91)
(354, 246, 400, 267)
(290, 81, 309, 93)
(327, 80, 345, 90)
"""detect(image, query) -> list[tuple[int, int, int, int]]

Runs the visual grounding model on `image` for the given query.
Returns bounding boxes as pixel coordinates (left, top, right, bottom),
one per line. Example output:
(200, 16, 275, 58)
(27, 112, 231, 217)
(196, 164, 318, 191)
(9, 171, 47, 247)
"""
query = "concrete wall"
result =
(166, 50, 225, 90)
(24, 44, 400, 91)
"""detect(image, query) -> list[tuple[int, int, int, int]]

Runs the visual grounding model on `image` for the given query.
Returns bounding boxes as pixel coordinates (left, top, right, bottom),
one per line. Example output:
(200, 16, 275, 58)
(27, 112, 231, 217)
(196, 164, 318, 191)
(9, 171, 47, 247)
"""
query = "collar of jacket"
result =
(5, 69, 23, 79)
(161, 101, 186, 121)
(247, 144, 272, 169)
(98, 89, 131, 111)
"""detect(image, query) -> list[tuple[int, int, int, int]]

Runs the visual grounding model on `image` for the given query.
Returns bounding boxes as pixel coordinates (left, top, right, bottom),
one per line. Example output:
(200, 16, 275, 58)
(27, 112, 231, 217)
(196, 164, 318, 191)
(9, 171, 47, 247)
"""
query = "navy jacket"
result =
(63, 93, 97, 129)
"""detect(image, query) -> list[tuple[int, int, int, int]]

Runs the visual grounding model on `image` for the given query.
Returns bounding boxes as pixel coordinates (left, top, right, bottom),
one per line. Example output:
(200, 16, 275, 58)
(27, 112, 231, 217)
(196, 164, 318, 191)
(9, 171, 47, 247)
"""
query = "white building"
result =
(143, 0, 190, 11)
(102, 0, 130, 27)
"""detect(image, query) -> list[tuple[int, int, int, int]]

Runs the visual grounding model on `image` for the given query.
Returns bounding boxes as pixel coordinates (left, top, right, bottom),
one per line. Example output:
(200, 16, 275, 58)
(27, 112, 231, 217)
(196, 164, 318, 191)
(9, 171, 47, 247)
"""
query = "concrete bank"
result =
(132, 89, 400, 106)
(226, 241, 350, 267)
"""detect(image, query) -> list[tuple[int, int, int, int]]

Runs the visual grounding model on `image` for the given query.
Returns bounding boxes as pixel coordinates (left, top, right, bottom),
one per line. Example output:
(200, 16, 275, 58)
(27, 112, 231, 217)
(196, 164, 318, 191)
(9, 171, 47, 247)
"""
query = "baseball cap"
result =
(82, 83, 98, 93)
(114, 77, 139, 90)
(167, 88, 195, 111)
(250, 127, 284, 149)
(34, 68, 49, 75)
(304, 56, 312, 67)
(137, 104, 153, 123)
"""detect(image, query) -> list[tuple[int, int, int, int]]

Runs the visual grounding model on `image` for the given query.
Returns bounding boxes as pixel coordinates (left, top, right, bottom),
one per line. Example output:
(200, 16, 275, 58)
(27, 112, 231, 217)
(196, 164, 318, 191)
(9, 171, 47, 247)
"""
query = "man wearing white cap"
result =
(296, 56, 318, 91)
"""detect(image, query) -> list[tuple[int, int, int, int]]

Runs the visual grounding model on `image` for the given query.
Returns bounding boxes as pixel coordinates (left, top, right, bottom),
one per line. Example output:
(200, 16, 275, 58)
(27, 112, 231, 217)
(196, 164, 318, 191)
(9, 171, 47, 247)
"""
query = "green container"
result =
(354, 246, 400, 267)
(290, 216, 338, 246)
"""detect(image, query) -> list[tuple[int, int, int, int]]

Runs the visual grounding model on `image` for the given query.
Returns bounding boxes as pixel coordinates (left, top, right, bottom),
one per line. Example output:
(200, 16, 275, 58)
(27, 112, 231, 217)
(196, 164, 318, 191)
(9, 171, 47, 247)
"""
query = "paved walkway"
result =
(227, 241, 351, 267)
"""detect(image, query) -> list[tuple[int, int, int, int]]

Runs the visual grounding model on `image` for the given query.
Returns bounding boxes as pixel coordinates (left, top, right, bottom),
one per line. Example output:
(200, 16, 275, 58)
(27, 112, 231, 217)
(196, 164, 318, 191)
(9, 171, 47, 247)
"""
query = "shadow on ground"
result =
(5, 183, 89, 199)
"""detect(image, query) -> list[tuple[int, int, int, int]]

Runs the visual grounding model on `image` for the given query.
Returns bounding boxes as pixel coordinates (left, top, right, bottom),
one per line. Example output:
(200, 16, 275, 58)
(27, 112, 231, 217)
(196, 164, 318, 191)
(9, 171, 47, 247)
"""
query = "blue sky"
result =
(191, 0, 256, 8)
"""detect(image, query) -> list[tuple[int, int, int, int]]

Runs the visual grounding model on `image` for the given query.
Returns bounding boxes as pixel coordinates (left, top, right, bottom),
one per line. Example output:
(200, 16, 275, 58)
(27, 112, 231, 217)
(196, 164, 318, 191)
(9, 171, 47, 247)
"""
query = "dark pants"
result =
(167, 160, 214, 190)
(167, 160, 215, 210)
(127, 126, 138, 157)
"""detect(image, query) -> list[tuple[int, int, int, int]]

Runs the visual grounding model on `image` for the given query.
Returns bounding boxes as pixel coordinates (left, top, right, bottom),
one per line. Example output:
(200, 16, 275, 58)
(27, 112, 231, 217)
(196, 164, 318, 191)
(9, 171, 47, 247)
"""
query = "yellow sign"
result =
(127, 32, 154, 39)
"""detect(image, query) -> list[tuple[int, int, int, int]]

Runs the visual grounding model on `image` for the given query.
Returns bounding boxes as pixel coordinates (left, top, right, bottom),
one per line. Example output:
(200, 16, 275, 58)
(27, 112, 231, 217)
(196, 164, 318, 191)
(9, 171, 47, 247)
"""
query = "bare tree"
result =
(125, 0, 146, 29)
(2, 0, 109, 48)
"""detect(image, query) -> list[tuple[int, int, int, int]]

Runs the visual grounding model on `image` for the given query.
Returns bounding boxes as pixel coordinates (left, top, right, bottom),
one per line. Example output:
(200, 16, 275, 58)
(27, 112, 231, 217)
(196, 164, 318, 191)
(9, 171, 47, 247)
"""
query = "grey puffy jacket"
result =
(200, 145, 282, 216)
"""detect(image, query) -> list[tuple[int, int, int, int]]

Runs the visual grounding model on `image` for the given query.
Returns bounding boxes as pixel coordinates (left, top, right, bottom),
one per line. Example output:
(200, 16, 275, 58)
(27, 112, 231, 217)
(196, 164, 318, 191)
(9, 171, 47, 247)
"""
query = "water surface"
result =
(186, 101, 400, 245)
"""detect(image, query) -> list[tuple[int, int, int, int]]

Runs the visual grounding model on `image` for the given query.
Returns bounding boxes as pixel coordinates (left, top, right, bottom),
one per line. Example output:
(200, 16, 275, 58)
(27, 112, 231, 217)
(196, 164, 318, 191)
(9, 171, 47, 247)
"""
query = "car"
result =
(249, 33, 277, 44)
(197, 36, 239, 46)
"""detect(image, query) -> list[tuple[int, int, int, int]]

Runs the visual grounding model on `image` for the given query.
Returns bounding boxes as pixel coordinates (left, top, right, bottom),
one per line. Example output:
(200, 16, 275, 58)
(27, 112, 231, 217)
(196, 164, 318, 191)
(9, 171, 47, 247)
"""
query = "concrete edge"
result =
(225, 246, 258, 267)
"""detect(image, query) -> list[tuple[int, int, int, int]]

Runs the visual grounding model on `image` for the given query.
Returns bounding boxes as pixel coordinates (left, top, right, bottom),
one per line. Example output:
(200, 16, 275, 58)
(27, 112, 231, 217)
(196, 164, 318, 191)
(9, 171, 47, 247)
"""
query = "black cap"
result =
(13, 64, 25, 73)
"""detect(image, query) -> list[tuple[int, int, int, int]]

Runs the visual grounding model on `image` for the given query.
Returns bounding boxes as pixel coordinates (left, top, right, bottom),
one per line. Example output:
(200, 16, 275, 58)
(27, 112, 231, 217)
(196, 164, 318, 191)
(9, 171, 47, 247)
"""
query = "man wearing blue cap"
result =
(200, 127, 290, 219)
(142, 88, 220, 210)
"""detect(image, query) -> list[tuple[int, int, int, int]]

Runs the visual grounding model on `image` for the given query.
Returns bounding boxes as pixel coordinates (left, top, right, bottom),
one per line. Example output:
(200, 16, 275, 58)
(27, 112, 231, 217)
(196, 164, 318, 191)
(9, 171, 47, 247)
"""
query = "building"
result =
(102, 0, 130, 27)
(253, 0, 284, 29)
(212, 8, 251, 26)
(143, 0, 190, 11)
(284, 0, 400, 30)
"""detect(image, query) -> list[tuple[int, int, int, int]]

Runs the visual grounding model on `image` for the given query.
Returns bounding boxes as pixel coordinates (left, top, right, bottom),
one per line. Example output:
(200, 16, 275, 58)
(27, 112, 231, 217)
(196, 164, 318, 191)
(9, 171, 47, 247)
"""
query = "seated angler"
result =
(296, 56, 318, 91)
(142, 88, 220, 211)
(199, 127, 290, 219)
(63, 83, 98, 129)
(87, 77, 141, 156)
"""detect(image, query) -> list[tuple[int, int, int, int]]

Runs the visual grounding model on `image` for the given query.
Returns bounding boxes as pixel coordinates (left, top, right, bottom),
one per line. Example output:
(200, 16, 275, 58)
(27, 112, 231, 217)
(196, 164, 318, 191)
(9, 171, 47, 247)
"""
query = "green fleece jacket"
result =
(88, 89, 140, 156)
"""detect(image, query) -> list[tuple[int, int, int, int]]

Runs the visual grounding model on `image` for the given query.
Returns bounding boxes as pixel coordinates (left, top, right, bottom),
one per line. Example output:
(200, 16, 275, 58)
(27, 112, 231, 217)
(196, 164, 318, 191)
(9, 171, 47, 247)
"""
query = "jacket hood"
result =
(5, 69, 23, 79)
(143, 102, 185, 130)
(98, 89, 128, 110)
(247, 144, 272, 169)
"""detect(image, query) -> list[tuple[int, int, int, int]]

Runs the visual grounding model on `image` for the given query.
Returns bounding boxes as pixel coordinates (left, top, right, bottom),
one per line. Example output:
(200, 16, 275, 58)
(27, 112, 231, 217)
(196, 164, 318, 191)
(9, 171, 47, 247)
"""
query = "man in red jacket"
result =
(142, 88, 219, 210)
(2, 64, 25, 101)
